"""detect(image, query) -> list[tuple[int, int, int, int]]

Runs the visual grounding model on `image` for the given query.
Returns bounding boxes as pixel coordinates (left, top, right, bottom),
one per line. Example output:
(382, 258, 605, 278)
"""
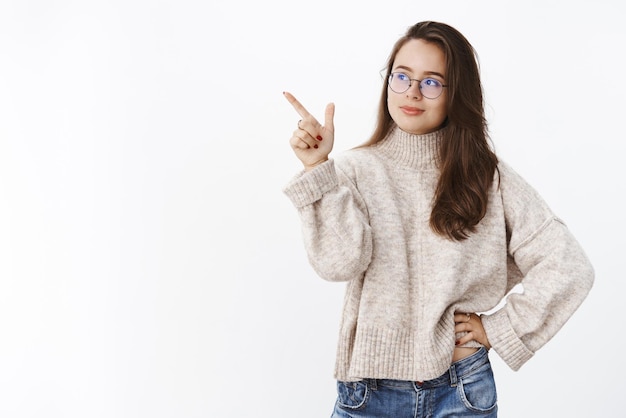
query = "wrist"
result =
(304, 158, 329, 171)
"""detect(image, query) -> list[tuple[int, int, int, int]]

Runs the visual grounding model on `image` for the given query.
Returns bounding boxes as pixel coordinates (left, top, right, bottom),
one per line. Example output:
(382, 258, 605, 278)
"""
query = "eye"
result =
(423, 78, 442, 87)
(395, 72, 410, 81)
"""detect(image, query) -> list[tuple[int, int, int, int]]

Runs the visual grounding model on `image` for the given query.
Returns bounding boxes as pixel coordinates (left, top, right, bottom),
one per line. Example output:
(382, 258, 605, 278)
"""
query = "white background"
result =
(0, 1, 624, 417)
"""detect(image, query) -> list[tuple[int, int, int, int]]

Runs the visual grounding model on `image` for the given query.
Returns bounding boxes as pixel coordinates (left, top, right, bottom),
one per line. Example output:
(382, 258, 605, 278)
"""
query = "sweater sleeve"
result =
(283, 159, 373, 282)
(481, 163, 594, 371)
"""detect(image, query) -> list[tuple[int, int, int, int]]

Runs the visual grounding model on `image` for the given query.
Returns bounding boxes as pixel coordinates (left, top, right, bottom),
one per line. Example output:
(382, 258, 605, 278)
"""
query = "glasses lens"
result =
(420, 78, 443, 99)
(389, 72, 410, 93)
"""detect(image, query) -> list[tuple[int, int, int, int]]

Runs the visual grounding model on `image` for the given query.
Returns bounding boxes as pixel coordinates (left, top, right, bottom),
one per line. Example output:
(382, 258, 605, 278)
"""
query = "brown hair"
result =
(365, 21, 498, 240)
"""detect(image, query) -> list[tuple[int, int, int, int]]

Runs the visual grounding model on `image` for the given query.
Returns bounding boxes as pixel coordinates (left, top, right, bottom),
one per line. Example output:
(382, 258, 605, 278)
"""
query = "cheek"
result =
(386, 99, 400, 121)
(436, 104, 448, 119)
(432, 100, 448, 121)
(438, 94, 449, 116)
(386, 91, 399, 112)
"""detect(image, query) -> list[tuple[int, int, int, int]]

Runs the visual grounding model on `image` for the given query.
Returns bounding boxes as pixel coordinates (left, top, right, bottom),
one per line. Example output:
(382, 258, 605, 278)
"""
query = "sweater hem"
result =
(334, 325, 456, 382)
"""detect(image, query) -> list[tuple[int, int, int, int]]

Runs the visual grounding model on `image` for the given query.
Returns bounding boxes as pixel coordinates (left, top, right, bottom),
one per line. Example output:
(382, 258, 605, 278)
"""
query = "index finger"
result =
(283, 91, 313, 120)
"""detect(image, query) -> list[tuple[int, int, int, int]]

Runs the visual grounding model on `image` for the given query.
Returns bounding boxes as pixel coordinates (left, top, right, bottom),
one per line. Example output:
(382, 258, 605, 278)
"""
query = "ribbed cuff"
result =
(282, 160, 337, 208)
(481, 310, 534, 371)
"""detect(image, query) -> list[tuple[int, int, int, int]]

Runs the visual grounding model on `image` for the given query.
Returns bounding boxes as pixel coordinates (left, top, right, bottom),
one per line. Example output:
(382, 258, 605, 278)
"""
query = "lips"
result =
(400, 106, 424, 116)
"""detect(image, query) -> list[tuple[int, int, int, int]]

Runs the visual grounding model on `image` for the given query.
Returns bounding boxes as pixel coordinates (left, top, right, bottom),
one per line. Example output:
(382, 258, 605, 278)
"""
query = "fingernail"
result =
(316, 135, 323, 141)
(314, 144, 319, 149)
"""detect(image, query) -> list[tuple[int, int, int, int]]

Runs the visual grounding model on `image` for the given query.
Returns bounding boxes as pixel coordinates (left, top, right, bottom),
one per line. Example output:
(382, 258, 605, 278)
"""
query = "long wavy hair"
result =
(364, 21, 498, 240)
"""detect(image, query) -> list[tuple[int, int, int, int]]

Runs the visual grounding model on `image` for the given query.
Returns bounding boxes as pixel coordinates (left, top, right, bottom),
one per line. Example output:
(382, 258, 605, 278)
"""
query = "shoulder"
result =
(495, 160, 558, 243)
(496, 160, 545, 204)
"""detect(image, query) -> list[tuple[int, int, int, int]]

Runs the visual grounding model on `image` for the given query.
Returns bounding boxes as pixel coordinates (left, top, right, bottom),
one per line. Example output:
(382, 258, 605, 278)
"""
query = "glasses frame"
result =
(385, 71, 448, 99)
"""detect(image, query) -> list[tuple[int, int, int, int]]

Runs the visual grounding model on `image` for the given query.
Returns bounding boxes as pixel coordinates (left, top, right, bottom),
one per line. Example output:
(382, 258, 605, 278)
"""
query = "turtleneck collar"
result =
(373, 125, 444, 170)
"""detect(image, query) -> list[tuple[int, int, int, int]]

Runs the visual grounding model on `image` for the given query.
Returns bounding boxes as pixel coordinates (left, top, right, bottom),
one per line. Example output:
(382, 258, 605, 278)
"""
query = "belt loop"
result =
(367, 378, 378, 391)
(449, 363, 458, 387)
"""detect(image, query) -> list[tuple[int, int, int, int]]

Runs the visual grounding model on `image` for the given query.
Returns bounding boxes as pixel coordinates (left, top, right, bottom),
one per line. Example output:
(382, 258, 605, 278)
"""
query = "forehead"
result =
(393, 39, 446, 75)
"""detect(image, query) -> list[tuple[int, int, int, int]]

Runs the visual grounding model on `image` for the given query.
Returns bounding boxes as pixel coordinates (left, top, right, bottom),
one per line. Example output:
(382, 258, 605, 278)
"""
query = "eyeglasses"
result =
(387, 72, 448, 99)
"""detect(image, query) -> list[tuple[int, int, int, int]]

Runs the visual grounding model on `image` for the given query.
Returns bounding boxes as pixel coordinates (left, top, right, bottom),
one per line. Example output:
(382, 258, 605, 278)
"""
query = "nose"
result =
(406, 81, 422, 100)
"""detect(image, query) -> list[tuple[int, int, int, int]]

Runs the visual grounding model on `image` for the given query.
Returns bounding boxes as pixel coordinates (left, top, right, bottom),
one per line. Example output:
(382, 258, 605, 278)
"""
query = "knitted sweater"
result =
(283, 126, 594, 382)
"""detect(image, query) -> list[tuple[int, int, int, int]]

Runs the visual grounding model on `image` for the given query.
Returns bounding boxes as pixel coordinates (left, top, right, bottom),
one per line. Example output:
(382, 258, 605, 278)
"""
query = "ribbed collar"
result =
(374, 125, 444, 170)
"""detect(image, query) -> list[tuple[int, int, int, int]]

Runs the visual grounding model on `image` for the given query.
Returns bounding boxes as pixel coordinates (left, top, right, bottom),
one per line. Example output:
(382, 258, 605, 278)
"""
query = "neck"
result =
(375, 125, 444, 170)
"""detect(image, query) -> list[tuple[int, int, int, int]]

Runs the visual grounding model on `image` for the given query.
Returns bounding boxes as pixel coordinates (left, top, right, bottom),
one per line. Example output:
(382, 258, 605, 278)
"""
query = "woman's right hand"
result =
(283, 91, 335, 171)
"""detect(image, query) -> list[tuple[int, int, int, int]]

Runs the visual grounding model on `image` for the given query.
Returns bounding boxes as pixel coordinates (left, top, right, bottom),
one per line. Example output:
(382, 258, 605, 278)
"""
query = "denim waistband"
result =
(365, 347, 489, 390)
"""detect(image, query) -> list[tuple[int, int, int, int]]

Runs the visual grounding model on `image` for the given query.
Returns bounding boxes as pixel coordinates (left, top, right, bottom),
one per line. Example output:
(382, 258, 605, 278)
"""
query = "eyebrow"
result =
(393, 65, 446, 80)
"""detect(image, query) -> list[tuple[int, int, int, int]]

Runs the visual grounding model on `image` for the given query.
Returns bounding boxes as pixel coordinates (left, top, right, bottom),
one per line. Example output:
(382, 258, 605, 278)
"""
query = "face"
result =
(387, 39, 448, 135)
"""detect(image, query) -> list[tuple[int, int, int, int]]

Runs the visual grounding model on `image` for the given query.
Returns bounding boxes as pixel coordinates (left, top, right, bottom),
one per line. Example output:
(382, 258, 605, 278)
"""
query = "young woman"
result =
(282, 21, 593, 417)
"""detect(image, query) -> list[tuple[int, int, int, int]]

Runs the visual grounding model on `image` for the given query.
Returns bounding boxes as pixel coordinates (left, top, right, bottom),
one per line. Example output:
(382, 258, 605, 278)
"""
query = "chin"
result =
(398, 119, 446, 135)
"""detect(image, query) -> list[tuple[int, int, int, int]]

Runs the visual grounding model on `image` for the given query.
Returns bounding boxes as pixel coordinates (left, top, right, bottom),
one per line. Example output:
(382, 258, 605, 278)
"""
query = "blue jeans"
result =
(331, 347, 497, 418)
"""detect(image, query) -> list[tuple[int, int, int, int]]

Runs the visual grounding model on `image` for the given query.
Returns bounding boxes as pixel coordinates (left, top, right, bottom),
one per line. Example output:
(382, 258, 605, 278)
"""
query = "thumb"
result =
(325, 102, 335, 132)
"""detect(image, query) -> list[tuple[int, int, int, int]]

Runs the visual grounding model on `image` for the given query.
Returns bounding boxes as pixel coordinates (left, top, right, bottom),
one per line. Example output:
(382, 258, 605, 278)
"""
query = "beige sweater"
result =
(283, 126, 594, 381)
